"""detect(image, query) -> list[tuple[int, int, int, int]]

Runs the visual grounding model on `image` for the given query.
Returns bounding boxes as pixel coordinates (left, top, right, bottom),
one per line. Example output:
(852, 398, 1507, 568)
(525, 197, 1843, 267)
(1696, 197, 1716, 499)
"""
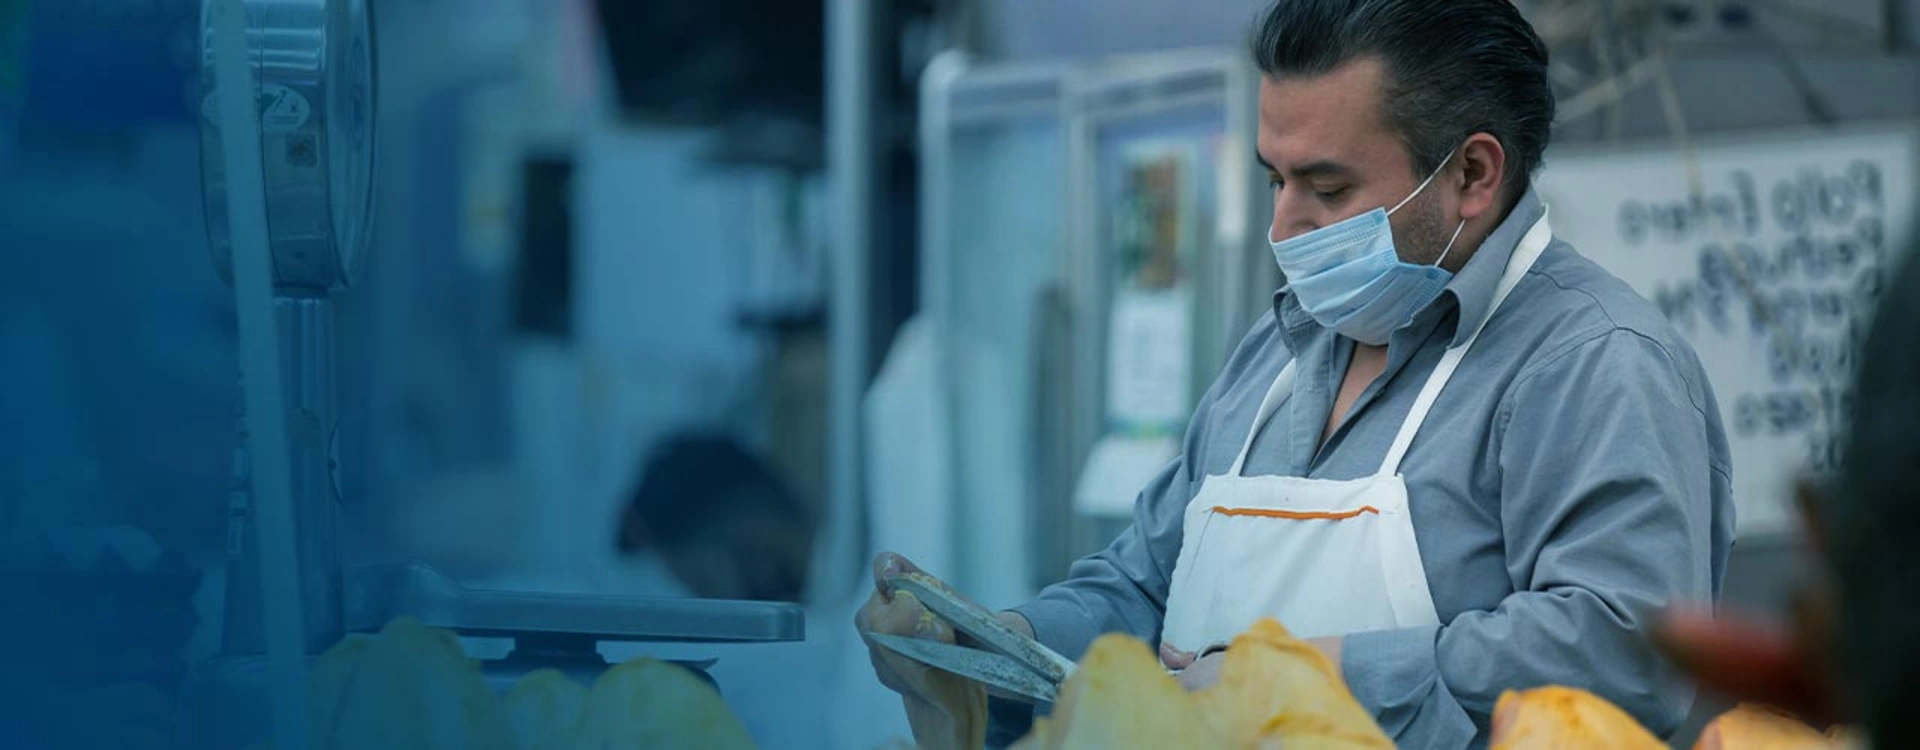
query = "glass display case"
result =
(1060, 50, 1272, 566)
(919, 48, 1276, 597)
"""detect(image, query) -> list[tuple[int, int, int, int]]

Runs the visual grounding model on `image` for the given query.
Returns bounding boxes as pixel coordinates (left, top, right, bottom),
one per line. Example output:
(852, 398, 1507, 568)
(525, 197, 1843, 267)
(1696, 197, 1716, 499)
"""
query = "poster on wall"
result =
(1077, 133, 1217, 518)
(1104, 139, 1204, 433)
(1535, 124, 1919, 535)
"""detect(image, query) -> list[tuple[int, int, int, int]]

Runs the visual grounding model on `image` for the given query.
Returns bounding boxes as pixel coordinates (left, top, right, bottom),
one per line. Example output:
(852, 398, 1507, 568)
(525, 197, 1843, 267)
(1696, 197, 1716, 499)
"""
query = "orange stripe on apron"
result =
(1209, 505, 1382, 521)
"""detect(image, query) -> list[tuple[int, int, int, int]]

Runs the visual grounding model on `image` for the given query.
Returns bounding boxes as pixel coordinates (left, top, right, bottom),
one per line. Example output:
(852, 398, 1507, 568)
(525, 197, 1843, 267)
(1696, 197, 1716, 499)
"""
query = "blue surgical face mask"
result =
(1269, 154, 1467, 345)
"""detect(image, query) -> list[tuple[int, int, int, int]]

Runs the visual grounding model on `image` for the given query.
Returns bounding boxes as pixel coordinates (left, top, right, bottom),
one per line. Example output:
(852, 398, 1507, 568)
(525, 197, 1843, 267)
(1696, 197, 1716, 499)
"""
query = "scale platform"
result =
(341, 561, 804, 643)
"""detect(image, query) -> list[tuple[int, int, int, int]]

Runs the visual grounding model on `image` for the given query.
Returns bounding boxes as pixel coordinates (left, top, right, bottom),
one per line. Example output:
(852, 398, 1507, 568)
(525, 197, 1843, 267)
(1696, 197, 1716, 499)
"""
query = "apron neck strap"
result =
(1230, 360, 1298, 476)
(1377, 209, 1554, 477)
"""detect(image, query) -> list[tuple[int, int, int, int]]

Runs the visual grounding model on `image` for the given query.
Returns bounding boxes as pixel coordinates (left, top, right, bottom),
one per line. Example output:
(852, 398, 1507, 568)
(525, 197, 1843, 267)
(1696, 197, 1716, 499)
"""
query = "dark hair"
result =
(616, 433, 809, 551)
(1249, 0, 1555, 198)
(1833, 233, 1920, 747)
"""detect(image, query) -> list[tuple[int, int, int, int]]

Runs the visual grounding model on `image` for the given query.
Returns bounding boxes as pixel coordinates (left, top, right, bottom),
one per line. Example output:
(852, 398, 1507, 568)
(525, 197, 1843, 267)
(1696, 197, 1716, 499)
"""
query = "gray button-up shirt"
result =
(1003, 187, 1736, 748)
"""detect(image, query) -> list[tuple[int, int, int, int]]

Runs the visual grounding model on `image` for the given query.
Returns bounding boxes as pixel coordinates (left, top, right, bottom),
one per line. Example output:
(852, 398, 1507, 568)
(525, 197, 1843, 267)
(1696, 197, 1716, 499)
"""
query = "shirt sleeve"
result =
(1341, 328, 1731, 747)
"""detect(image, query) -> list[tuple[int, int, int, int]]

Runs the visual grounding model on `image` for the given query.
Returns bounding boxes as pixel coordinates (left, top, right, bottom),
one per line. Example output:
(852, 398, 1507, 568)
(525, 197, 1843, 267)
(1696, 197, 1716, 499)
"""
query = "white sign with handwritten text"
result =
(1536, 125, 1919, 535)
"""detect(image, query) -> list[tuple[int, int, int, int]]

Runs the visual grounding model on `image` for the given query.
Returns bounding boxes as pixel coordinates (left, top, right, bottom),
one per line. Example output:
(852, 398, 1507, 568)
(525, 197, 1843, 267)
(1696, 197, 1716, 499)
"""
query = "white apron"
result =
(1159, 212, 1553, 660)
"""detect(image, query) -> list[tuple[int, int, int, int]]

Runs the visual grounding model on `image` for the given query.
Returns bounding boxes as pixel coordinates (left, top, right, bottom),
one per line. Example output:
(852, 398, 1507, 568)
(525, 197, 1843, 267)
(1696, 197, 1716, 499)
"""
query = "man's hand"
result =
(1175, 650, 1226, 691)
(1309, 636, 1343, 668)
(855, 552, 934, 695)
(1174, 636, 1342, 692)
(854, 553, 988, 750)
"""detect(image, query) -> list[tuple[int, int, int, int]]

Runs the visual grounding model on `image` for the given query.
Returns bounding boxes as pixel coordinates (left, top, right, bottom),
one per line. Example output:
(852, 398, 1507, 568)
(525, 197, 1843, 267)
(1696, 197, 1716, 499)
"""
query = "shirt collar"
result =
(1439, 186, 1547, 347)
(1274, 186, 1548, 351)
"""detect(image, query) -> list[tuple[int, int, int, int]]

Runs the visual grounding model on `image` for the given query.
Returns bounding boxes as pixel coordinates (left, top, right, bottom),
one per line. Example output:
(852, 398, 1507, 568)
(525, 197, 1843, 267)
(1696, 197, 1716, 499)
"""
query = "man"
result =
(860, 1, 1734, 747)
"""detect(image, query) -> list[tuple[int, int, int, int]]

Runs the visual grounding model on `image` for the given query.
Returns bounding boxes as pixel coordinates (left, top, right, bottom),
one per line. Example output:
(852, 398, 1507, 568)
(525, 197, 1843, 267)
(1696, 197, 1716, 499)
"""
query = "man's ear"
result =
(1456, 132, 1507, 223)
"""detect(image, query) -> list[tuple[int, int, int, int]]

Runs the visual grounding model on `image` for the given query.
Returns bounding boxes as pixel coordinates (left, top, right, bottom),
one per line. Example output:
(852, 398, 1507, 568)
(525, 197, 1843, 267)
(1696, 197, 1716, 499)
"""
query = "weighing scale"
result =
(183, 2, 803, 746)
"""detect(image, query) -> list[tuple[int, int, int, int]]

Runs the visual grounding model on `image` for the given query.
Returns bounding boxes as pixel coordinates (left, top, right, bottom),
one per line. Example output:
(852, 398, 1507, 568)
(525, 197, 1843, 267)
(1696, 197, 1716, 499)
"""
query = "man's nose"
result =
(1271, 188, 1318, 242)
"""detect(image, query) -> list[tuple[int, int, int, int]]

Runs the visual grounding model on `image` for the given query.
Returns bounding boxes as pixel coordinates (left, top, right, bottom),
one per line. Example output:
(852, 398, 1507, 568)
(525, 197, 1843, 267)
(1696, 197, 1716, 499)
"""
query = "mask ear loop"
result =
(1387, 148, 1457, 216)
(1433, 220, 1467, 268)
(1391, 147, 1467, 267)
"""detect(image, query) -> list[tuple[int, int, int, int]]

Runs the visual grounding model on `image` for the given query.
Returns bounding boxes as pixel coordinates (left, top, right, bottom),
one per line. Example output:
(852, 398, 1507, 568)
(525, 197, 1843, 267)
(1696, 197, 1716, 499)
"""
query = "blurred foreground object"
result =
(560, 658, 755, 750)
(1656, 608, 1843, 727)
(304, 618, 511, 750)
(1191, 620, 1392, 749)
(1821, 209, 1920, 746)
(1489, 686, 1665, 750)
(1693, 704, 1859, 750)
(1008, 634, 1216, 749)
(293, 617, 755, 749)
(1656, 219, 1920, 748)
(0, 525, 199, 748)
(1006, 619, 1390, 749)
(503, 669, 587, 750)
(1486, 679, 1858, 749)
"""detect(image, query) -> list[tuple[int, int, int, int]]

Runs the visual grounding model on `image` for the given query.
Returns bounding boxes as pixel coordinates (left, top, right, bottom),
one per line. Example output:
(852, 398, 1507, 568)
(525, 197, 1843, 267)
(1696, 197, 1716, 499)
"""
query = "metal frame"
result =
(822, 0, 875, 606)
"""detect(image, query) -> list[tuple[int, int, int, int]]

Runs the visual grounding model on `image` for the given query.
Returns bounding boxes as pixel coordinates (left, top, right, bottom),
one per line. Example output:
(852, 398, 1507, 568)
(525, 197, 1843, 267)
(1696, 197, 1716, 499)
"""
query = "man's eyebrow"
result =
(1289, 160, 1355, 179)
(1255, 155, 1356, 180)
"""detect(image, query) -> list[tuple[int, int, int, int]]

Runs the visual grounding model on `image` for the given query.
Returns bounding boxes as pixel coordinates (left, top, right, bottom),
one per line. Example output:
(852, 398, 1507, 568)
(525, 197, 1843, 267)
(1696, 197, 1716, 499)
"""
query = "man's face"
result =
(1259, 57, 1453, 265)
